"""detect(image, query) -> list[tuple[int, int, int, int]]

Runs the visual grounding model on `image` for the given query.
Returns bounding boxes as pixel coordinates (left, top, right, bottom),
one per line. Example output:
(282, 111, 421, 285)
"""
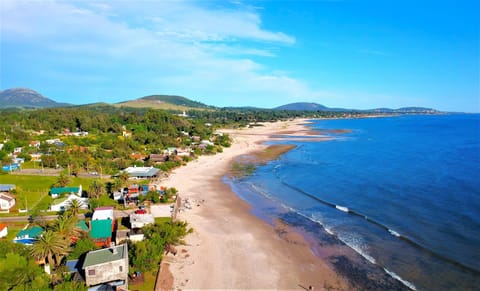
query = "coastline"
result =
(156, 119, 351, 290)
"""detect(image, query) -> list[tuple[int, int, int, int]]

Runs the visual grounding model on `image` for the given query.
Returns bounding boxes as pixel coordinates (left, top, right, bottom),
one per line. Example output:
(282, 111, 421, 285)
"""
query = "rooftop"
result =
(50, 186, 80, 195)
(90, 219, 112, 239)
(16, 226, 43, 239)
(0, 184, 15, 192)
(83, 244, 127, 268)
(75, 220, 89, 232)
(122, 166, 159, 177)
(0, 193, 14, 201)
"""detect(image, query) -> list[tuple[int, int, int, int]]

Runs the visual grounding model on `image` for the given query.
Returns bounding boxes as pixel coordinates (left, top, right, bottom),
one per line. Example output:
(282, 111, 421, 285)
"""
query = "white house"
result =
(0, 193, 15, 211)
(92, 206, 114, 221)
(129, 213, 155, 229)
(0, 223, 7, 238)
(121, 166, 160, 179)
(50, 186, 82, 199)
(50, 194, 88, 212)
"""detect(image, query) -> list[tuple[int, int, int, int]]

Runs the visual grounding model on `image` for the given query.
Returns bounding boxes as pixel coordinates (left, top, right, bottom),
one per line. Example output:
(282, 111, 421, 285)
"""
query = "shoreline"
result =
(156, 119, 351, 290)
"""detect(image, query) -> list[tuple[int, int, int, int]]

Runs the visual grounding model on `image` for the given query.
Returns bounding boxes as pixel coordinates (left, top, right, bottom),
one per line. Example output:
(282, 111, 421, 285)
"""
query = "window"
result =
(88, 269, 96, 276)
(119, 266, 123, 272)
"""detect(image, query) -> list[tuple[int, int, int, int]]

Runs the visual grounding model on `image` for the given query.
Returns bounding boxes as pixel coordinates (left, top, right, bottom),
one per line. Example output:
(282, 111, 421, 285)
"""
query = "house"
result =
(128, 229, 145, 242)
(13, 147, 23, 154)
(129, 213, 155, 229)
(46, 138, 61, 145)
(29, 141, 41, 147)
(165, 147, 177, 155)
(82, 244, 129, 290)
(50, 185, 82, 199)
(92, 207, 115, 246)
(0, 223, 7, 238)
(176, 148, 193, 157)
(93, 206, 114, 221)
(72, 220, 90, 243)
(200, 140, 214, 146)
(112, 191, 123, 201)
(129, 153, 147, 160)
(148, 154, 168, 163)
(50, 194, 88, 212)
(14, 226, 43, 245)
(91, 219, 113, 247)
(13, 157, 25, 164)
(121, 166, 160, 180)
(0, 193, 15, 211)
(0, 184, 15, 192)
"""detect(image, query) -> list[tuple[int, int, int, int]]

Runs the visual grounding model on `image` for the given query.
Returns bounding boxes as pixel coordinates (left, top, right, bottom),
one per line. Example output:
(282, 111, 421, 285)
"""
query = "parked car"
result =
(134, 209, 147, 214)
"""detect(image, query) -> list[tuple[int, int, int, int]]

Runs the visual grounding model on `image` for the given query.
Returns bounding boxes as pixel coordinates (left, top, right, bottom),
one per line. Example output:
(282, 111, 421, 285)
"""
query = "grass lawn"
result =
(155, 217, 171, 224)
(3, 221, 29, 241)
(0, 174, 116, 215)
(129, 270, 158, 291)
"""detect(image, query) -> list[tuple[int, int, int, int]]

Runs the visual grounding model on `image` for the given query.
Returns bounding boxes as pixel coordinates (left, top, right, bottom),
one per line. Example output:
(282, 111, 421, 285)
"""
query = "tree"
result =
(0, 253, 51, 290)
(30, 230, 70, 270)
(54, 214, 78, 242)
(67, 237, 97, 260)
(118, 171, 130, 188)
(55, 173, 70, 187)
(54, 279, 88, 291)
(88, 180, 104, 199)
(65, 199, 82, 217)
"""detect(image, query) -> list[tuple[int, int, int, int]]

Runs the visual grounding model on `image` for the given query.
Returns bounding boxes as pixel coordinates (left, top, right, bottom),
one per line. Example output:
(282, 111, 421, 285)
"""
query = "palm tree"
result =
(55, 173, 70, 187)
(30, 230, 70, 270)
(65, 199, 83, 217)
(54, 214, 76, 240)
(88, 179, 104, 199)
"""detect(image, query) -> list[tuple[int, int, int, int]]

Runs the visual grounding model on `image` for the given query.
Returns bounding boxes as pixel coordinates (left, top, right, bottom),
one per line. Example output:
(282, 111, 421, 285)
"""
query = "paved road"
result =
(0, 210, 135, 223)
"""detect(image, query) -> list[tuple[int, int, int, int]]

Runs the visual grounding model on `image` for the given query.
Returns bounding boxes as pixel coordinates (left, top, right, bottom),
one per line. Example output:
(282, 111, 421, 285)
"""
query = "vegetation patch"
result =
(230, 144, 296, 178)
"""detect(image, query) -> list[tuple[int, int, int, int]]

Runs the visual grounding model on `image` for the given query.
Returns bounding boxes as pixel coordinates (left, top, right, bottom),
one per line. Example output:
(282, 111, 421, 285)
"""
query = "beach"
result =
(156, 119, 349, 290)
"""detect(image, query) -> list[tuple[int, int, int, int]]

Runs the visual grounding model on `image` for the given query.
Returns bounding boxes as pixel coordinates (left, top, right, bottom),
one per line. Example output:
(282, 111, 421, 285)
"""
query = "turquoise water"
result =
(228, 114, 480, 290)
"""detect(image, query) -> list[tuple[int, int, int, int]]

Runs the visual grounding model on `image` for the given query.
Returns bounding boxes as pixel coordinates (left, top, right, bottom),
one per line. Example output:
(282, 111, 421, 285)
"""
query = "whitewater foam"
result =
(336, 205, 349, 212)
(388, 228, 401, 237)
(384, 268, 417, 290)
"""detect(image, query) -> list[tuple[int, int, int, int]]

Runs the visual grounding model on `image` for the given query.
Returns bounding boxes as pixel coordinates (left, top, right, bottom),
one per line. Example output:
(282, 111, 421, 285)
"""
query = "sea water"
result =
(227, 114, 480, 290)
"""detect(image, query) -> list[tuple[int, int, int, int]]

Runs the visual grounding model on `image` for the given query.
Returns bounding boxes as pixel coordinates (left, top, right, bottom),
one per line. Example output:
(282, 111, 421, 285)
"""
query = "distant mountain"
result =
(0, 88, 70, 108)
(274, 102, 440, 114)
(275, 102, 330, 111)
(116, 95, 212, 110)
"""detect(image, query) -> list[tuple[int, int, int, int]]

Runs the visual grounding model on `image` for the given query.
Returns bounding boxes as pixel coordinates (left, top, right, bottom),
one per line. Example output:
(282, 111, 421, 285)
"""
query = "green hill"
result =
(0, 88, 70, 108)
(116, 95, 213, 111)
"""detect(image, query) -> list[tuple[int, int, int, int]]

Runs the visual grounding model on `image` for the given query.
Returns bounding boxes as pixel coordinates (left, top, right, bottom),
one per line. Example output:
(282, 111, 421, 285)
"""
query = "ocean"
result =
(226, 114, 480, 290)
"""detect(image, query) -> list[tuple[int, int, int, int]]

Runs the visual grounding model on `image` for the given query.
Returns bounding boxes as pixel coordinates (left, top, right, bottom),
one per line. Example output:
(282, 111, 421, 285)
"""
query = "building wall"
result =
(0, 227, 7, 238)
(0, 198, 14, 210)
(85, 258, 128, 287)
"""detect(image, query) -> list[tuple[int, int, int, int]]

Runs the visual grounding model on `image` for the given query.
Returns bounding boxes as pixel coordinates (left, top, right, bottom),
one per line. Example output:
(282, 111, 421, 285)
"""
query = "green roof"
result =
(83, 244, 127, 268)
(75, 220, 89, 232)
(17, 226, 43, 239)
(90, 219, 112, 239)
(50, 187, 79, 195)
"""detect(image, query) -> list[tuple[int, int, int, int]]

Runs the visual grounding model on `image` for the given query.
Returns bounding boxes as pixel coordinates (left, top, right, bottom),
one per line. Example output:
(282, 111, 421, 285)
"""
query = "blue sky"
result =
(1, 0, 478, 112)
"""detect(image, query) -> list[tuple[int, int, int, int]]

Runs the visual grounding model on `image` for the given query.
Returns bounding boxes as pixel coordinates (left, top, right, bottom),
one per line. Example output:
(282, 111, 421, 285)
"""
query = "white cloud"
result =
(1, 0, 320, 107)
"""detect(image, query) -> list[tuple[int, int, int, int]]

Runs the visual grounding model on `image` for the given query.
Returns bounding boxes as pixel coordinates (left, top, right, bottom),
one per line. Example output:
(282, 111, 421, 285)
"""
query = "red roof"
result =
(0, 223, 7, 231)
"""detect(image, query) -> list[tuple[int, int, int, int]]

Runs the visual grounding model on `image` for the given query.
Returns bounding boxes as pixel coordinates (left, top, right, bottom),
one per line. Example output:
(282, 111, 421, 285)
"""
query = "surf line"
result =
(281, 180, 480, 276)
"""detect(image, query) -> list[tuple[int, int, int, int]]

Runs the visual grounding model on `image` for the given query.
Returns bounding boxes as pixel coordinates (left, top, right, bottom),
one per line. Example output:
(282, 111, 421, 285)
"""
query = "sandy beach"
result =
(156, 119, 350, 290)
